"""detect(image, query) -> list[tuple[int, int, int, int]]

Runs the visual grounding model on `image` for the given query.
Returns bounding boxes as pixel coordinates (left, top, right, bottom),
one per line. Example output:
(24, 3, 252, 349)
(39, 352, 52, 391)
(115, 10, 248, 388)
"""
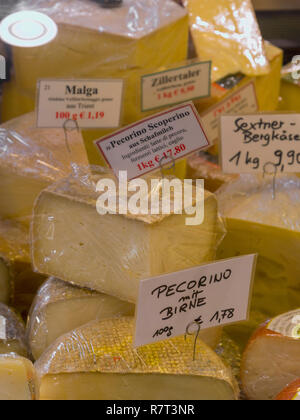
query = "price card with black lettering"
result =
(220, 114, 300, 173)
(134, 255, 257, 347)
(95, 102, 209, 180)
(141, 61, 211, 112)
(37, 79, 124, 129)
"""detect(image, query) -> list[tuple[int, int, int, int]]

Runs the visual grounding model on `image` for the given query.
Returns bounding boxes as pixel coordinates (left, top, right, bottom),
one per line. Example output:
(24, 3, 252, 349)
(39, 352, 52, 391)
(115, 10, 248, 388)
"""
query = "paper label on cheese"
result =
(200, 81, 258, 144)
(267, 309, 300, 339)
(95, 103, 210, 180)
(220, 113, 300, 174)
(141, 61, 211, 112)
(134, 254, 257, 347)
(0, 316, 6, 340)
(37, 79, 124, 129)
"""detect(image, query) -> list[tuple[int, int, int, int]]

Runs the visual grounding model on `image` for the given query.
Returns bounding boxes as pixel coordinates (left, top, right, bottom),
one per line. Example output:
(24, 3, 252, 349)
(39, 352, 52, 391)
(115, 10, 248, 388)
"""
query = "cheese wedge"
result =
(0, 355, 36, 400)
(279, 62, 300, 112)
(32, 173, 224, 303)
(0, 218, 46, 318)
(0, 112, 88, 224)
(36, 317, 239, 400)
(0, 303, 27, 357)
(27, 277, 135, 360)
(241, 310, 300, 401)
(275, 379, 300, 401)
(183, 0, 269, 82)
(217, 175, 300, 349)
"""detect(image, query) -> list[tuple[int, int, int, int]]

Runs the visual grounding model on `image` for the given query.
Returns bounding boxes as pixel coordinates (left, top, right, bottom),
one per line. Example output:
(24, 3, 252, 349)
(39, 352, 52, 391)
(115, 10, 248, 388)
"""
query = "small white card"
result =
(220, 113, 300, 173)
(141, 61, 211, 112)
(0, 316, 6, 340)
(200, 81, 258, 145)
(37, 79, 124, 129)
(134, 255, 257, 347)
(95, 102, 210, 180)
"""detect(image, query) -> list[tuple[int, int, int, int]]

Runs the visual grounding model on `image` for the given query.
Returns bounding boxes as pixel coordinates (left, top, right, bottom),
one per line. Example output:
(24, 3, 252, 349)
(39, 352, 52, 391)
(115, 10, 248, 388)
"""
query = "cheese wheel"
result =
(241, 310, 300, 400)
(35, 317, 239, 400)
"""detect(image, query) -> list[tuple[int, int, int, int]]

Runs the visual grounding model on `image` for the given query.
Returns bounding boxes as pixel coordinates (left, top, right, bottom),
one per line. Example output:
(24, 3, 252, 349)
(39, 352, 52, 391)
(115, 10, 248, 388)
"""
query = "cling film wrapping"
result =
(27, 277, 135, 360)
(182, 0, 270, 82)
(35, 317, 239, 400)
(279, 61, 300, 113)
(216, 175, 300, 350)
(0, 112, 88, 225)
(31, 166, 226, 304)
(0, 303, 27, 357)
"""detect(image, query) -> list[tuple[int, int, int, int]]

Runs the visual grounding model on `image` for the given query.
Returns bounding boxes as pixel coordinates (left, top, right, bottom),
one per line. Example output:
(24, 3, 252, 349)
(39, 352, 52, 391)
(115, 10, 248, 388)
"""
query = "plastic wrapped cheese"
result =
(0, 218, 46, 318)
(217, 175, 300, 349)
(0, 355, 37, 400)
(276, 379, 300, 401)
(0, 303, 27, 357)
(279, 61, 300, 112)
(7, 0, 188, 164)
(183, 0, 270, 82)
(0, 112, 88, 224)
(31, 169, 225, 303)
(241, 310, 300, 401)
(27, 277, 135, 360)
(35, 317, 239, 400)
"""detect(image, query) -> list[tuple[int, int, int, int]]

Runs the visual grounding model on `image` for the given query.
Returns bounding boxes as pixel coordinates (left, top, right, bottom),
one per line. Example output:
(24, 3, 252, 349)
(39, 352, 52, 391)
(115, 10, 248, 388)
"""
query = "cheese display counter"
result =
(0, 0, 299, 402)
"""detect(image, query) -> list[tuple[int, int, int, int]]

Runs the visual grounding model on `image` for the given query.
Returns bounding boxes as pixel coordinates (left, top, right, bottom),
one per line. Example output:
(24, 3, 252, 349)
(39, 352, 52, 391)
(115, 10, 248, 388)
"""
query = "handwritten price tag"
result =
(37, 79, 124, 129)
(141, 61, 211, 112)
(134, 255, 257, 347)
(95, 102, 209, 180)
(220, 114, 300, 173)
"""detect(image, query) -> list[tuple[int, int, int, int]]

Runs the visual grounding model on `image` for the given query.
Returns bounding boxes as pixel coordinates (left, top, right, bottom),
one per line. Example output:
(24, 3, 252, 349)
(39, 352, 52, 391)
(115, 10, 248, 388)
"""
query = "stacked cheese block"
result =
(0, 303, 37, 400)
(216, 175, 300, 349)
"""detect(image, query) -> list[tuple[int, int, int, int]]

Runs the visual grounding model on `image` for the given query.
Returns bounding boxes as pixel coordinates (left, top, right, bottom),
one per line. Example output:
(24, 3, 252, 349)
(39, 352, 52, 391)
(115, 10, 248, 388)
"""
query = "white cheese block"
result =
(0, 112, 88, 224)
(0, 303, 27, 357)
(27, 277, 134, 360)
(35, 317, 239, 400)
(0, 355, 37, 400)
(31, 174, 224, 303)
(241, 309, 300, 400)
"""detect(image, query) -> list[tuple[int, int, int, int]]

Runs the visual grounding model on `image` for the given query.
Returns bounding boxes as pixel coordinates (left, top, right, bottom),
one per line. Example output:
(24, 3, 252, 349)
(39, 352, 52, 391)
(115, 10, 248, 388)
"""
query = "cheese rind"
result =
(36, 317, 239, 400)
(183, 0, 269, 82)
(217, 175, 300, 349)
(275, 379, 300, 401)
(32, 174, 224, 303)
(0, 112, 88, 223)
(0, 355, 37, 400)
(27, 277, 135, 360)
(241, 310, 300, 401)
(0, 303, 27, 357)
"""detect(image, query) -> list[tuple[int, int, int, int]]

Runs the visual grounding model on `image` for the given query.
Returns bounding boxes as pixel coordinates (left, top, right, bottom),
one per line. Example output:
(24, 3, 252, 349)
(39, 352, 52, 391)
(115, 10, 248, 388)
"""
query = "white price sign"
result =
(200, 81, 258, 145)
(95, 102, 210, 180)
(37, 79, 124, 129)
(220, 113, 300, 173)
(141, 61, 211, 112)
(134, 255, 257, 348)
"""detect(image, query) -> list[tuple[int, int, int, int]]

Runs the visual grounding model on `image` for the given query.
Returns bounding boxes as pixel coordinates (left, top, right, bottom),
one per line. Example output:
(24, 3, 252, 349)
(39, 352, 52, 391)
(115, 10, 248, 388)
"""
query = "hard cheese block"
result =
(0, 303, 27, 357)
(35, 317, 239, 400)
(276, 379, 300, 401)
(183, 0, 269, 82)
(241, 310, 300, 401)
(32, 174, 224, 303)
(28, 277, 135, 360)
(9, 0, 188, 164)
(0, 112, 88, 223)
(0, 355, 36, 400)
(0, 218, 45, 318)
(217, 175, 300, 349)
